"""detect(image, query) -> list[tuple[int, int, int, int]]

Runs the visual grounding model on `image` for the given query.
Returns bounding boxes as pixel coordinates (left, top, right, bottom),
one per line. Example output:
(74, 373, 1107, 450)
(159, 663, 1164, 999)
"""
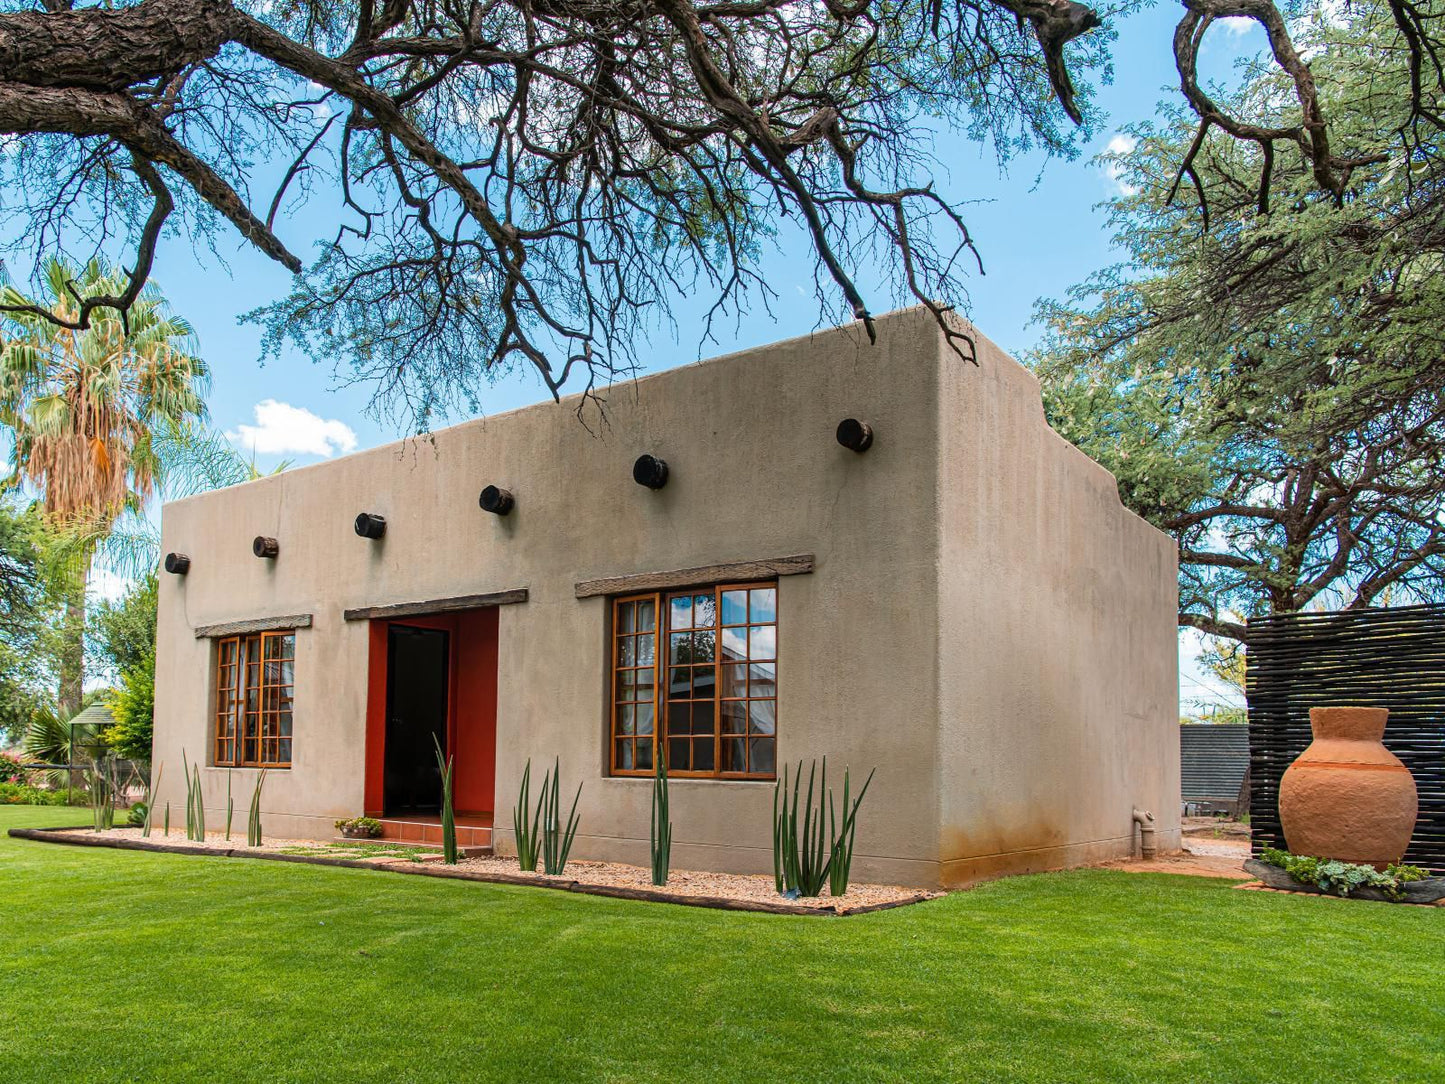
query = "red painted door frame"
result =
(364, 609, 498, 817)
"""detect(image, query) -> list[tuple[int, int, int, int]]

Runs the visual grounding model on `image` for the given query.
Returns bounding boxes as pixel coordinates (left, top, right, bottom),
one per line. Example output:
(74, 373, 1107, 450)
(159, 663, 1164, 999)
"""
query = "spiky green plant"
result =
(651, 752, 672, 886)
(539, 757, 582, 876)
(827, 765, 875, 897)
(181, 749, 204, 841)
(512, 759, 542, 872)
(163, 801, 170, 837)
(140, 762, 161, 838)
(773, 758, 877, 898)
(432, 735, 458, 864)
(246, 770, 267, 847)
(224, 772, 234, 841)
(88, 758, 116, 831)
(774, 759, 830, 897)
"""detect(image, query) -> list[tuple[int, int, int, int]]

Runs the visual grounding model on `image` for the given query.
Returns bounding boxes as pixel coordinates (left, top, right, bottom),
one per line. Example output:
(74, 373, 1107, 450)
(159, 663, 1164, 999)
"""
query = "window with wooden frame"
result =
(611, 583, 777, 779)
(213, 630, 295, 768)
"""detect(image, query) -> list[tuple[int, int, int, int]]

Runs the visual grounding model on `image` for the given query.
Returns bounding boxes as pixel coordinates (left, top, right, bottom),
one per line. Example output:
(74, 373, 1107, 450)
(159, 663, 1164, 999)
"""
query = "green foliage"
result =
(182, 750, 205, 841)
(103, 646, 154, 763)
(432, 736, 457, 864)
(775, 759, 876, 898)
(827, 765, 875, 898)
(774, 760, 831, 898)
(139, 763, 161, 838)
(650, 754, 672, 887)
(88, 575, 157, 681)
(224, 772, 233, 841)
(0, 781, 69, 805)
(513, 759, 541, 873)
(1259, 846, 1429, 901)
(333, 816, 383, 838)
(246, 771, 267, 847)
(1032, 0, 1445, 639)
(127, 802, 147, 829)
(0, 750, 23, 784)
(86, 758, 119, 831)
(536, 758, 581, 876)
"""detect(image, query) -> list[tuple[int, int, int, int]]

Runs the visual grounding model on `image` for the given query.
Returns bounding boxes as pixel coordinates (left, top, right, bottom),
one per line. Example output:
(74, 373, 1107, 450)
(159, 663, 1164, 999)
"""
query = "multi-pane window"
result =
(214, 630, 294, 768)
(611, 584, 777, 779)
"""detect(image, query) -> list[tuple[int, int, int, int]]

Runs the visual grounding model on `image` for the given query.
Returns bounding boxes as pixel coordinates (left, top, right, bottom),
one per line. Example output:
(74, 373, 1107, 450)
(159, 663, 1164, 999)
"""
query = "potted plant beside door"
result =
(335, 816, 383, 840)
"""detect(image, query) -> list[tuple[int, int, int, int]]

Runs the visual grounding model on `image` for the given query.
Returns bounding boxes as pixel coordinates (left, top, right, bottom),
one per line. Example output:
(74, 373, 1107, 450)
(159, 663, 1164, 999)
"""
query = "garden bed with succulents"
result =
(6, 825, 937, 915)
(1242, 848, 1445, 904)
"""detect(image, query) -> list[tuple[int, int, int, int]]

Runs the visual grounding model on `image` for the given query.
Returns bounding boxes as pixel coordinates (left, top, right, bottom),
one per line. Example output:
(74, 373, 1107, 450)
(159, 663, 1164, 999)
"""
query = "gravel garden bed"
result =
(9, 825, 938, 915)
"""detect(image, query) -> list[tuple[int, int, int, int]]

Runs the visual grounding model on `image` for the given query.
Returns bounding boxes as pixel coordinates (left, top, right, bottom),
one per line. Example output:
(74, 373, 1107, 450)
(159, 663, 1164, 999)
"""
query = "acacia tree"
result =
(3, 0, 1437, 421)
(1034, 0, 1445, 640)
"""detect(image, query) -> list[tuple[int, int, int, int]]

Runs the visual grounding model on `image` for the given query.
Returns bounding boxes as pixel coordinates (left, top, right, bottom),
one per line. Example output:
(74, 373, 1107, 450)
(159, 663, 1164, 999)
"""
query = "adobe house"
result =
(151, 308, 1181, 888)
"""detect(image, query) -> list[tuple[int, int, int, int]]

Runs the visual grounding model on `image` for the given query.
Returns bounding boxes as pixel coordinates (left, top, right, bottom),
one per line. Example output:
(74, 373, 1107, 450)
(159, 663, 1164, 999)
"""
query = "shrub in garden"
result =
(1259, 846, 1427, 900)
(512, 757, 581, 875)
(773, 757, 874, 898)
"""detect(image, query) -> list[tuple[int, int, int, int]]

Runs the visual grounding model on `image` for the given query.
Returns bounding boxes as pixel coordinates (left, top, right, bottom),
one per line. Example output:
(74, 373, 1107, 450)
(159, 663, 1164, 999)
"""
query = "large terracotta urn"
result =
(1278, 706, 1417, 869)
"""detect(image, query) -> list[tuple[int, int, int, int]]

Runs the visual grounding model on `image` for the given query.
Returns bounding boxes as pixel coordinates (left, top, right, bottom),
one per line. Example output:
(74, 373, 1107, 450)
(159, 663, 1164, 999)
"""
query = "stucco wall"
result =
(152, 306, 1180, 889)
(934, 324, 1182, 885)
(154, 308, 946, 886)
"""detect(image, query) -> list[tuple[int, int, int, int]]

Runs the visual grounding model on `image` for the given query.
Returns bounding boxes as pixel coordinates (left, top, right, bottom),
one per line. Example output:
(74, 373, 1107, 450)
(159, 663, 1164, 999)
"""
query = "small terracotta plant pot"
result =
(340, 825, 376, 839)
(1278, 706, 1417, 870)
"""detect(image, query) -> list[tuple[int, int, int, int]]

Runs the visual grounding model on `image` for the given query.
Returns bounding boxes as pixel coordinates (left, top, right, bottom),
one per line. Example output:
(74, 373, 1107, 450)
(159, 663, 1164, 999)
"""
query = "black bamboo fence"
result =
(1246, 603, 1445, 873)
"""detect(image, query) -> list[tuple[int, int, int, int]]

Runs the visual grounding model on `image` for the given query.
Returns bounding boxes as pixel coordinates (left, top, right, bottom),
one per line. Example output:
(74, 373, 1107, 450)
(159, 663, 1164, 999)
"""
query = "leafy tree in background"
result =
(1034, 0, 1445, 642)
(0, 498, 60, 745)
(89, 575, 158, 683)
(2, 0, 1439, 425)
(91, 575, 159, 763)
(0, 260, 208, 716)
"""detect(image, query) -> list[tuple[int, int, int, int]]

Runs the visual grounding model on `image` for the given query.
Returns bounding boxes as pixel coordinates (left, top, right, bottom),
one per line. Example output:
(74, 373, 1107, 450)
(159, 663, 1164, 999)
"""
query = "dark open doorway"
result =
(384, 624, 450, 815)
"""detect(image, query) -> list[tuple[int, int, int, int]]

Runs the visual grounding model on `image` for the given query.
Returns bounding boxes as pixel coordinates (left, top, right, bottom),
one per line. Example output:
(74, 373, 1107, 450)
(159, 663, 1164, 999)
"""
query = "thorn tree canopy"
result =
(1033, 0, 1445, 641)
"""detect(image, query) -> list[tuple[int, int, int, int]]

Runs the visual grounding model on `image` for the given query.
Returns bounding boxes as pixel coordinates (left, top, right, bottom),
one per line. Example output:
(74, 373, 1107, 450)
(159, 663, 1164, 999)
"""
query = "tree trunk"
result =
(58, 579, 84, 720)
(57, 551, 90, 720)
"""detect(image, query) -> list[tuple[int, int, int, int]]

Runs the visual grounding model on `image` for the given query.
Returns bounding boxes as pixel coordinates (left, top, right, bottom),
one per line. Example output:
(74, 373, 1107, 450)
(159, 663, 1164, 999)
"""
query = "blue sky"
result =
(80, 6, 1259, 710)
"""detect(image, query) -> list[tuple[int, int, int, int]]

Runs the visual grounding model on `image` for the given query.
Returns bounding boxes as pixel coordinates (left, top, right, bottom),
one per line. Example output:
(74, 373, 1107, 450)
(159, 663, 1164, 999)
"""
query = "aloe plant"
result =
(539, 757, 581, 876)
(651, 753, 672, 886)
(140, 763, 162, 838)
(773, 758, 876, 898)
(827, 765, 875, 897)
(181, 750, 206, 841)
(224, 772, 234, 842)
(513, 759, 542, 872)
(246, 770, 267, 847)
(432, 735, 458, 864)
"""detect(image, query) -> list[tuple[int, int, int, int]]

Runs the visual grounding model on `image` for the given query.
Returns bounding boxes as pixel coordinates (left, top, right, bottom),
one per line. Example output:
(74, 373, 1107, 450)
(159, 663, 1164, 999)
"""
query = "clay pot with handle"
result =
(1278, 706, 1417, 870)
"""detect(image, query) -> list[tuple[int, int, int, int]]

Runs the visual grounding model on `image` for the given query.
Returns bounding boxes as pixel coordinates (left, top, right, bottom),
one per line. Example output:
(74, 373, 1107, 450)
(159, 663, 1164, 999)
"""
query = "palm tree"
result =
(0, 259, 207, 717)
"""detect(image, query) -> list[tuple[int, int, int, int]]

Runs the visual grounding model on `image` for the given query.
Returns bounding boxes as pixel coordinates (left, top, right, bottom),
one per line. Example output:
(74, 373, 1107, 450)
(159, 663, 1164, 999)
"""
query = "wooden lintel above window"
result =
(574, 555, 814, 600)
(193, 614, 313, 639)
(342, 588, 529, 622)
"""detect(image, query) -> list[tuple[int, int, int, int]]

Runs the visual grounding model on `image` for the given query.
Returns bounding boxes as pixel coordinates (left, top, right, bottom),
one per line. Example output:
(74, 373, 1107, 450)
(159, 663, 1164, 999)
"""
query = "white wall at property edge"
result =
(935, 322, 1182, 884)
(150, 307, 1179, 887)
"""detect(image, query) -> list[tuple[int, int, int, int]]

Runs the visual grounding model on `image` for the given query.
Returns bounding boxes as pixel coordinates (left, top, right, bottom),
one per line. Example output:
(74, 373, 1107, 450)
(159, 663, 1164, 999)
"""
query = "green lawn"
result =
(1, 806, 1440, 1083)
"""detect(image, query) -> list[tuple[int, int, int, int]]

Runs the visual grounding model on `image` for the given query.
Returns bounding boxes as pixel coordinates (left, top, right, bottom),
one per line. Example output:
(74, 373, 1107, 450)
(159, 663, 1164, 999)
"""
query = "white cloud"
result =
(1102, 134, 1138, 196)
(227, 400, 358, 458)
(1219, 15, 1255, 37)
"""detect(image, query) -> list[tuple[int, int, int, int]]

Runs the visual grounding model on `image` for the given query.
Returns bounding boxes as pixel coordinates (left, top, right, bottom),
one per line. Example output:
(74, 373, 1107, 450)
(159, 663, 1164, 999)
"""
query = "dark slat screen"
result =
(1246, 604, 1445, 873)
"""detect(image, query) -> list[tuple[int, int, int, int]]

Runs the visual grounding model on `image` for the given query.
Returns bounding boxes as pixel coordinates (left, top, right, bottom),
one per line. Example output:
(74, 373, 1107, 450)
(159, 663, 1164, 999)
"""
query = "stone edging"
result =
(7, 827, 934, 917)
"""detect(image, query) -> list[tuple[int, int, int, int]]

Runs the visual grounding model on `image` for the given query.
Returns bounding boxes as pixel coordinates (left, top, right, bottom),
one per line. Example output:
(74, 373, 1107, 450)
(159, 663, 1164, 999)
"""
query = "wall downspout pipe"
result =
(1132, 808, 1157, 860)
